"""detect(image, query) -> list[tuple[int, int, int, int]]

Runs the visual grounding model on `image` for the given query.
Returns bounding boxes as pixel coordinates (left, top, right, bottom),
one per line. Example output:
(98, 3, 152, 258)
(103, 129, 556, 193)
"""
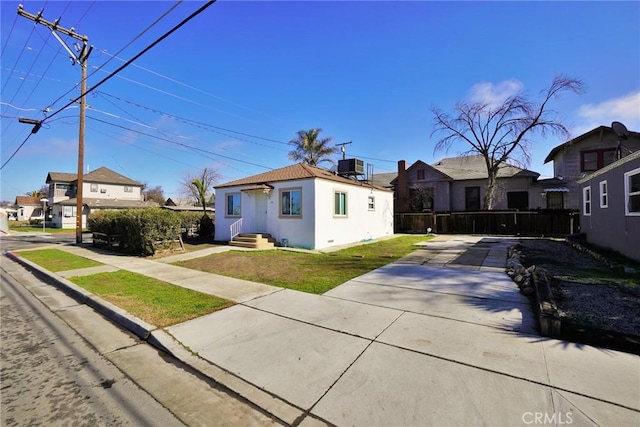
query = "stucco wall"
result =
(313, 180, 394, 250)
(17, 205, 37, 221)
(579, 157, 640, 262)
(83, 182, 142, 200)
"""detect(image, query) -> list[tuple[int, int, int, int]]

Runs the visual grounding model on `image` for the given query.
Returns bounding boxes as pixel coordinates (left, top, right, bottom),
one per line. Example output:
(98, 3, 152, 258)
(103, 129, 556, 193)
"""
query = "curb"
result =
(4, 251, 157, 340)
(3, 251, 308, 426)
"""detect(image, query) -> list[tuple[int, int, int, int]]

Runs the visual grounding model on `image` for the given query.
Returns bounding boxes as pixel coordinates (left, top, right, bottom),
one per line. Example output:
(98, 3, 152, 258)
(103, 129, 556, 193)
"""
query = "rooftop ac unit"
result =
(338, 158, 365, 176)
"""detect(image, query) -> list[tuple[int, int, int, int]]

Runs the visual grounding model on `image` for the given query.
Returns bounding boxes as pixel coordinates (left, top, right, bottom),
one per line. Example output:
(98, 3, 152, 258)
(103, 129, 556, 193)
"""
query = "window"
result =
(465, 186, 481, 211)
(583, 186, 591, 216)
(226, 193, 241, 216)
(417, 169, 425, 180)
(124, 186, 133, 193)
(546, 192, 564, 209)
(599, 180, 608, 208)
(368, 195, 375, 210)
(63, 206, 76, 217)
(625, 167, 640, 215)
(580, 148, 616, 172)
(507, 191, 529, 210)
(280, 189, 301, 217)
(334, 191, 347, 216)
(90, 183, 98, 192)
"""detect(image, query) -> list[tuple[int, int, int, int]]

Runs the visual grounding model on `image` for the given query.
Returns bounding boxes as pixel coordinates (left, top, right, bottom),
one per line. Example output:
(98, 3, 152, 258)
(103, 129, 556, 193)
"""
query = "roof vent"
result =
(338, 158, 364, 176)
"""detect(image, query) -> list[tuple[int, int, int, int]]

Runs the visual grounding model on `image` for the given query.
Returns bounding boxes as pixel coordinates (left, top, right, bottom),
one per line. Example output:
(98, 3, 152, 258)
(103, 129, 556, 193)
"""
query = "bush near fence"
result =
(395, 210, 579, 236)
(88, 208, 183, 256)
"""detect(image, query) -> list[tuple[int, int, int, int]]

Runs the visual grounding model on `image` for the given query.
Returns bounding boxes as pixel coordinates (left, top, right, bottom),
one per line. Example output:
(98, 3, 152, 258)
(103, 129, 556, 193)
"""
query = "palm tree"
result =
(288, 128, 337, 166)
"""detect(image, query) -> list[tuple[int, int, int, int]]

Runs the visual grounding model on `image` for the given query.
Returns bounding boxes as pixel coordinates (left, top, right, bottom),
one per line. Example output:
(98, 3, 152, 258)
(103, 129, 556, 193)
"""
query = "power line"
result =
(95, 91, 289, 146)
(0, 133, 35, 171)
(86, 115, 273, 170)
(2, 1, 218, 171)
(44, 1, 217, 123)
(95, 48, 280, 121)
(44, 0, 182, 112)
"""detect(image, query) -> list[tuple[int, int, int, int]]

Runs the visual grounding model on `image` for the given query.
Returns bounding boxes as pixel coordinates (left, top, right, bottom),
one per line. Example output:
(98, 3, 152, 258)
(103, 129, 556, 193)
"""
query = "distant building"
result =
(45, 167, 157, 228)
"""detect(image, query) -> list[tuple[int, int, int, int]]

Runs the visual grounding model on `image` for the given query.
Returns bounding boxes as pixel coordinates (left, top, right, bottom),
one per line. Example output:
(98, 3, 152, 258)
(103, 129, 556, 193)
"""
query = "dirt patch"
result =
(517, 238, 640, 338)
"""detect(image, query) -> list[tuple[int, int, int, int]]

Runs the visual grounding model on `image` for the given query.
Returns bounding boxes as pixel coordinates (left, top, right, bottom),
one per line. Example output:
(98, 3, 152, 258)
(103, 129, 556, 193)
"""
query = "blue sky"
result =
(2, 0, 639, 202)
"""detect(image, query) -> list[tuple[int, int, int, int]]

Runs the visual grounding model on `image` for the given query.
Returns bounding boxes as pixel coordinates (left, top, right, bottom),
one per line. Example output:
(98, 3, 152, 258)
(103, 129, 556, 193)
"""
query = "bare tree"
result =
(180, 168, 221, 240)
(181, 168, 221, 212)
(142, 184, 165, 205)
(431, 75, 585, 210)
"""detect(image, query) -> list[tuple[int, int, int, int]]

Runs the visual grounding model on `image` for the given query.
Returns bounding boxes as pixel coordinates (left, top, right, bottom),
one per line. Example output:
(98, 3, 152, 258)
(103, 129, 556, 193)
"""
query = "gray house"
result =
(393, 155, 540, 212)
(543, 125, 640, 210)
(577, 150, 640, 262)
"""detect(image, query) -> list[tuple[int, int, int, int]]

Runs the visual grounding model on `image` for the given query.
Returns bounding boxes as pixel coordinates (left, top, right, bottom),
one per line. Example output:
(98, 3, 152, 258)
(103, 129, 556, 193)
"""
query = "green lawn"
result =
(70, 271, 232, 327)
(175, 234, 433, 294)
(18, 248, 103, 272)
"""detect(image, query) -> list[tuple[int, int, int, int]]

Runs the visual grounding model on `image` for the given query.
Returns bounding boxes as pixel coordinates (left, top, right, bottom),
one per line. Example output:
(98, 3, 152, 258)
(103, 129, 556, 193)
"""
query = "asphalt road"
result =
(0, 232, 79, 252)
(0, 263, 186, 426)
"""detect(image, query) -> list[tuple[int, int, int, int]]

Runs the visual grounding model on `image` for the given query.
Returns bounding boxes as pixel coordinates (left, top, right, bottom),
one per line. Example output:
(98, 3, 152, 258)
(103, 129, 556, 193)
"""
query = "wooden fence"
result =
(394, 210, 580, 236)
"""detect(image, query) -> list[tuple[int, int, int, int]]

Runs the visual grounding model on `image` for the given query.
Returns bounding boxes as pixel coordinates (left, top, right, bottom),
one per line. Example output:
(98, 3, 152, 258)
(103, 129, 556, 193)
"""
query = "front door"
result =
(254, 193, 268, 233)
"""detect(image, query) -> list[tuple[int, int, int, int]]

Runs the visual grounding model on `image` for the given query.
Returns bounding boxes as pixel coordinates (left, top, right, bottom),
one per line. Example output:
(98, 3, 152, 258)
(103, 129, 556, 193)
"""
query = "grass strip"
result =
(70, 270, 232, 328)
(175, 234, 433, 294)
(18, 248, 103, 272)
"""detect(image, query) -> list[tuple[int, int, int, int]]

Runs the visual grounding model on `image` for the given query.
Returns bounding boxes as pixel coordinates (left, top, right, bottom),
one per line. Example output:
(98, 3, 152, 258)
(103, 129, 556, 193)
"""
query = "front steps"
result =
(229, 233, 276, 249)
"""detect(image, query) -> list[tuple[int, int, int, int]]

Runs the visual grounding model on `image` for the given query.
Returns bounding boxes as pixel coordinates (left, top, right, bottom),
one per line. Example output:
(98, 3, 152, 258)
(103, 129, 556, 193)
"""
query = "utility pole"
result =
(336, 141, 352, 160)
(18, 5, 93, 244)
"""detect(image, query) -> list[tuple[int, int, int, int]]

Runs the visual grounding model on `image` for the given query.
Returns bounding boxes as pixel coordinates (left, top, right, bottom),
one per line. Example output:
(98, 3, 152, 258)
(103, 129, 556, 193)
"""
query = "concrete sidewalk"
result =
(8, 235, 640, 426)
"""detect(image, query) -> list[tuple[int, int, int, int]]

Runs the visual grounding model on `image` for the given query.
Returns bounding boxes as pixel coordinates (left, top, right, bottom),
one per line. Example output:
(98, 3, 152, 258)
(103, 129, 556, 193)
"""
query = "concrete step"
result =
(229, 240, 275, 249)
(230, 232, 276, 249)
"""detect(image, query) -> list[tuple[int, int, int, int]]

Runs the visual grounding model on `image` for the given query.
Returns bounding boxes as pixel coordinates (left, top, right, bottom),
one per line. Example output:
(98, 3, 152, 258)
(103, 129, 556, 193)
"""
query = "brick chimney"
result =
(396, 160, 408, 212)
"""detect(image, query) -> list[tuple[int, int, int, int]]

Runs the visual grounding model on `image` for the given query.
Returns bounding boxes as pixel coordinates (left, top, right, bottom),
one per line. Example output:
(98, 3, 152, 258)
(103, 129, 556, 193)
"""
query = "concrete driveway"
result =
(165, 235, 640, 426)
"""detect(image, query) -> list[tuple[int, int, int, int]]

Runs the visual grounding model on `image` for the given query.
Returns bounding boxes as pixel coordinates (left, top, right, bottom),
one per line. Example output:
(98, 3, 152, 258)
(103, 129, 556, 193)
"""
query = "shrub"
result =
(198, 214, 215, 241)
(87, 208, 182, 256)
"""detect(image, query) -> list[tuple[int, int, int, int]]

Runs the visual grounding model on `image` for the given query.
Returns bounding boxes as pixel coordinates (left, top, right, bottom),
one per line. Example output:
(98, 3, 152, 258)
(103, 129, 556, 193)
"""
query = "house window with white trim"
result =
(63, 206, 76, 217)
(599, 180, 608, 208)
(280, 188, 301, 217)
(124, 186, 133, 193)
(90, 183, 98, 192)
(226, 193, 241, 217)
(368, 195, 375, 211)
(334, 191, 347, 216)
(625, 167, 640, 216)
(583, 186, 591, 216)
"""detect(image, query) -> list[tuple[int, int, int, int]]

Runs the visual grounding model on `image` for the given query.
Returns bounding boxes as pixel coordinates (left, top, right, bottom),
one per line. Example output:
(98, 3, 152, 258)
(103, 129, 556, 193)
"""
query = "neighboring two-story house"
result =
(542, 125, 640, 210)
(46, 167, 157, 228)
(577, 150, 640, 262)
(392, 155, 541, 212)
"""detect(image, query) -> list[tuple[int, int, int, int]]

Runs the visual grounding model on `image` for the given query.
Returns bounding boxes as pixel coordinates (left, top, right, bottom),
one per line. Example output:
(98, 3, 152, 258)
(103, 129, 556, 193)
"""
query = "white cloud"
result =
(467, 79, 524, 108)
(577, 91, 640, 132)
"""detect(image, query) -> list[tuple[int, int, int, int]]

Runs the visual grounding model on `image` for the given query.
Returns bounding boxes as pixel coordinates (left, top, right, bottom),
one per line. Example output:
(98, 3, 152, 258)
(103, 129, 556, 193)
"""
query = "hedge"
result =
(88, 208, 183, 256)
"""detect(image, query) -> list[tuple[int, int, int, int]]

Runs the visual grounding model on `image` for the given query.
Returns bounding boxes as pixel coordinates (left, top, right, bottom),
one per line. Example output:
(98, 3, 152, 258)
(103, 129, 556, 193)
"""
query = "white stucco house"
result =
(215, 163, 395, 250)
